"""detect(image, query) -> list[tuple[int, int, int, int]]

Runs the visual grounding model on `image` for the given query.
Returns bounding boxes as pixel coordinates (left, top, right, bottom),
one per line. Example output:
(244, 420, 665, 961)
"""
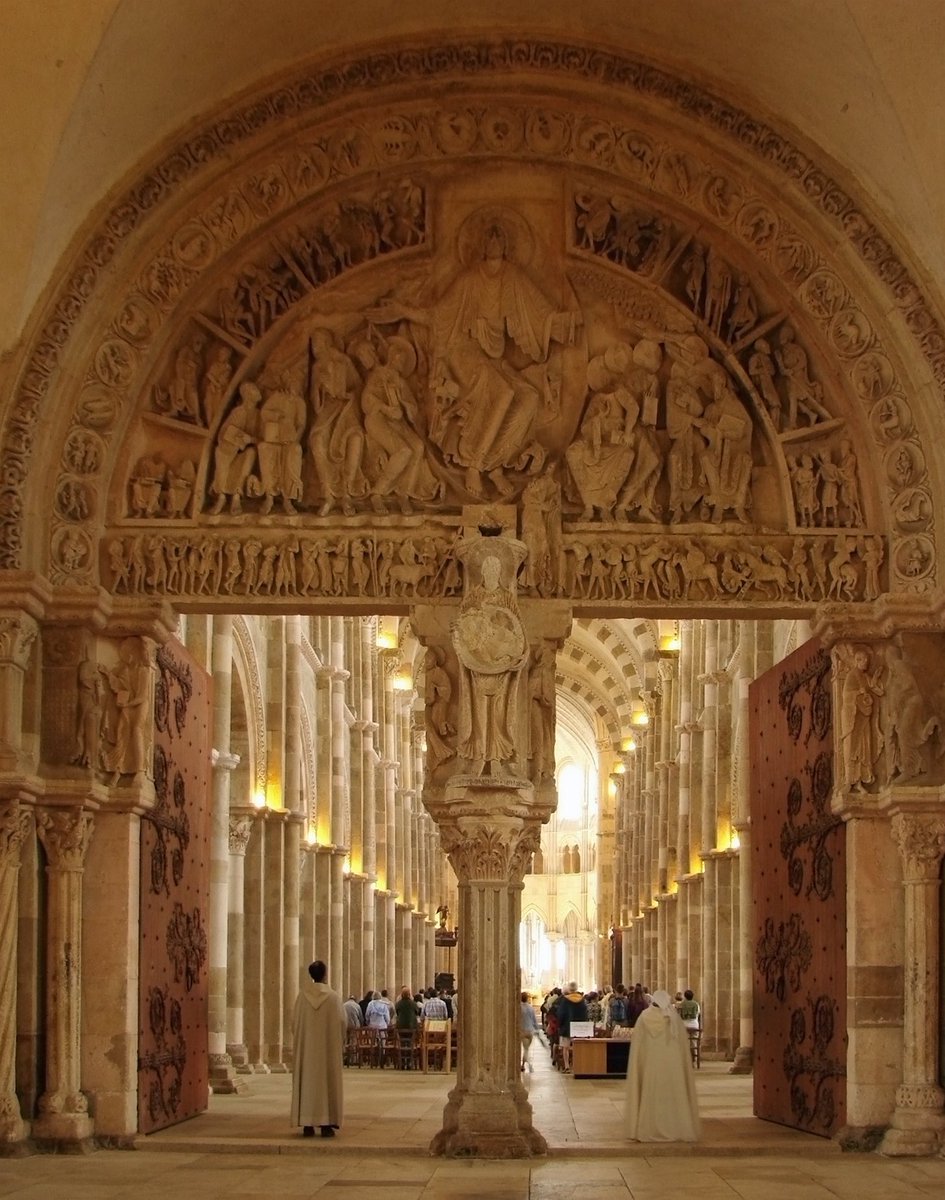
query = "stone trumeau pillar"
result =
(413, 516, 571, 1157)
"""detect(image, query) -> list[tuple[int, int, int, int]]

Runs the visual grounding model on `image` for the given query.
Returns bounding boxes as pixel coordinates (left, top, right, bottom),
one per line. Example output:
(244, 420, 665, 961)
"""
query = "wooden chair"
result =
(392, 1028, 420, 1070)
(687, 1023, 702, 1069)
(353, 1026, 384, 1068)
(344, 1026, 361, 1067)
(420, 1018, 452, 1073)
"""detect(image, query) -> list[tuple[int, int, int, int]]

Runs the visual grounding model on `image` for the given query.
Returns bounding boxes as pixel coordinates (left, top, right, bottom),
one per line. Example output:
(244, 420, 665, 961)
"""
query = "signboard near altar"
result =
(435, 928, 458, 947)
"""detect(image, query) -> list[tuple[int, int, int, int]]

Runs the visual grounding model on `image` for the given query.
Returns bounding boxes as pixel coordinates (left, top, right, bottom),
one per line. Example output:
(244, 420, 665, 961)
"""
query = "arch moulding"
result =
(3, 36, 944, 623)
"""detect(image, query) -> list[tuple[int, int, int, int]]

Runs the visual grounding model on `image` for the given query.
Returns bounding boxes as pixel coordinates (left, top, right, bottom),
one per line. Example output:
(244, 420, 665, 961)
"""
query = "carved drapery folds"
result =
(831, 634, 945, 800)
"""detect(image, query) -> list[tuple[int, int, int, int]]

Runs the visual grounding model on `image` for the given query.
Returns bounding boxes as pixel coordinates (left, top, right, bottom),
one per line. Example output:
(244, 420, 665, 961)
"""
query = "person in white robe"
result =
(291, 960, 347, 1138)
(624, 988, 700, 1142)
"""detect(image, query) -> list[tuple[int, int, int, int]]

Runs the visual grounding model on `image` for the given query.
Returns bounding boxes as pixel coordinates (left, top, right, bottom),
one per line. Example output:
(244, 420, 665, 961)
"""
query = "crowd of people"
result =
(529, 979, 702, 1141)
(292, 961, 701, 1143)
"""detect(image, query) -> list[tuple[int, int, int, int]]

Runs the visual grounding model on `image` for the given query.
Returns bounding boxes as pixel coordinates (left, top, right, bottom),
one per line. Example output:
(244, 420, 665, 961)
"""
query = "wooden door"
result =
(137, 639, 212, 1133)
(749, 638, 846, 1136)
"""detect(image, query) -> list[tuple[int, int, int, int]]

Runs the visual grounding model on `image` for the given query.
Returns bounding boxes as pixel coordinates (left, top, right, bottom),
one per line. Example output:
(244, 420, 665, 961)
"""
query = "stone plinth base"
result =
(0, 1115, 29, 1147)
(210, 1060, 248, 1095)
(31, 1111, 94, 1145)
(431, 1087, 547, 1158)
(880, 1109, 945, 1156)
(729, 1046, 753, 1074)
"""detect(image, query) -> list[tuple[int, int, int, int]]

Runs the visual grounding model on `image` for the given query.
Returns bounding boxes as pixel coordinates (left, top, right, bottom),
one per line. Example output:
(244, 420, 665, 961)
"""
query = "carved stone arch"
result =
(561, 908, 581, 939)
(521, 902, 550, 927)
(231, 616, 267, 798)
(572, 617, 651, 729)
(4, 36, 943, 612)
(555, 666, 622, 751)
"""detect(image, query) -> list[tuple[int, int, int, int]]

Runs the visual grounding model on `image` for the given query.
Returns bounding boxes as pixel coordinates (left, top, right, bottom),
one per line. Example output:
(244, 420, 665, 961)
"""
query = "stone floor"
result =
(2, 1056, 945, 1198)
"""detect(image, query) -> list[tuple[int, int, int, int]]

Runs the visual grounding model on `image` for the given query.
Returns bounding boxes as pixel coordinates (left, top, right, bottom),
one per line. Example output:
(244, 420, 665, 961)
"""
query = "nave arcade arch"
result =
(3, 36, 945, 1159)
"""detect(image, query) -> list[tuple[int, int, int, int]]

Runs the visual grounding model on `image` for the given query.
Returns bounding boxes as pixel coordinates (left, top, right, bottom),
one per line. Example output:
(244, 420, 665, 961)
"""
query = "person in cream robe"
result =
(291, 960, 347, 1137)
(624, 989, 700, 1142)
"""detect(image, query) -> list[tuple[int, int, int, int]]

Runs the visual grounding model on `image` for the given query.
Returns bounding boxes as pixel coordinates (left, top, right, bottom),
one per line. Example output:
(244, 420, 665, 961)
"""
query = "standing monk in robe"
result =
(291, 960, 347, 1138)
(624, 989, 700, 1142)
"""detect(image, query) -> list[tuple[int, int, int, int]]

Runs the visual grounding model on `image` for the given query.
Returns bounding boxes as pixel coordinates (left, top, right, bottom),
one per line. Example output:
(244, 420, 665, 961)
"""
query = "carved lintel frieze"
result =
(36, 808, 94, 870)
(890, 811, 945, 881)
(0, 800, 32, 867)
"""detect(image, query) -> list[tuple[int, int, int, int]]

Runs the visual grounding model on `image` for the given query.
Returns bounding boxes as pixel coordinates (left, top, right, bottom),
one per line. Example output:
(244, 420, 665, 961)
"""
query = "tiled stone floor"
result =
(2, 1057, 944, 1198)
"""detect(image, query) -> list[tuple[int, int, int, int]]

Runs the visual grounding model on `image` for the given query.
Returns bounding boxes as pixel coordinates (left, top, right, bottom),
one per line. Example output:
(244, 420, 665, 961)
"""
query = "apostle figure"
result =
(290, 960, 347, 1139)
(624, 989, 700, 1142)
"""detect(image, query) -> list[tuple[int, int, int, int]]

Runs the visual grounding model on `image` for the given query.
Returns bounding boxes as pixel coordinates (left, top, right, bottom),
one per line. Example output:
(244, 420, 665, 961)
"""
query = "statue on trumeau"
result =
(882, 642, 941, 783)
(835, 643, 884, 793)
(451, 537, 529, 778)
(424, 647, 455, 767)
(100, 637, 153, 785)
(527, 644, 556, 784)
(72, 641, 103, 769)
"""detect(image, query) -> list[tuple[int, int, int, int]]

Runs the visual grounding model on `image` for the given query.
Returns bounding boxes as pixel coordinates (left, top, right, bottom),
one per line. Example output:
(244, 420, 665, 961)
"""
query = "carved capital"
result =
(657, 658, 677, 683)
(228, 816, 253, 855)
(439, 815, 540, 884)
(36, 808, 94, 870)
(0, 612, 38, 669)
(212, 749, 241, 772)
(0, 800, 32, 867)
(890, 812, 945, 880)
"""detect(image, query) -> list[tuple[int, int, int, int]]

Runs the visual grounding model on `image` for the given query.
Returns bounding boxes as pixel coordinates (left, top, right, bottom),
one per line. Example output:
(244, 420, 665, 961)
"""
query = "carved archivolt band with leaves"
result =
(1, 39, 940, 596)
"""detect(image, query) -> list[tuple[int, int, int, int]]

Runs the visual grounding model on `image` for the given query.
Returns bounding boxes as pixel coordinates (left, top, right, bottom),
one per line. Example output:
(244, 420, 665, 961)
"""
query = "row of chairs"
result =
(345, 1020, 454, 1072)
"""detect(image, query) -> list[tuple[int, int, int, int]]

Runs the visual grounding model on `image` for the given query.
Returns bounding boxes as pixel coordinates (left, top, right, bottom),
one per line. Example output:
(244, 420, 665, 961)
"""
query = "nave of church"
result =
(4, 0, 945, 1172)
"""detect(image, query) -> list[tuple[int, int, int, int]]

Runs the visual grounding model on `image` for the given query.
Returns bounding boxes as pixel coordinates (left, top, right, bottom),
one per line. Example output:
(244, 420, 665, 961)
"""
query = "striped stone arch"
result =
(555, 664, 622, 751)
(3, 36, 943, 614)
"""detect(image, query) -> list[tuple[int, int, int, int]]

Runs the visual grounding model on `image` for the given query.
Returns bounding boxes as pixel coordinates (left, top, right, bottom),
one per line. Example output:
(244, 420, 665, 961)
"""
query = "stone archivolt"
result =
(1, 41, 938, 602)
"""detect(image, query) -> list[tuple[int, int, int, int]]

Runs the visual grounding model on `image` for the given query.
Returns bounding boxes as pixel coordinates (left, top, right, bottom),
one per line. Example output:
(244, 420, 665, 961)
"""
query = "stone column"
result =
(209, 745, 243, 1093)
(430, 795, 548, 1157)
(263, 812, 287, 1072)
(880, 809, 945, 1155)
(731, 619, 754, 1073)
(33, 807, 94, 1143)
(0, 800, 32, 1144)
(226, 813, 253, 1071)
(412, 520, 569, 1156)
